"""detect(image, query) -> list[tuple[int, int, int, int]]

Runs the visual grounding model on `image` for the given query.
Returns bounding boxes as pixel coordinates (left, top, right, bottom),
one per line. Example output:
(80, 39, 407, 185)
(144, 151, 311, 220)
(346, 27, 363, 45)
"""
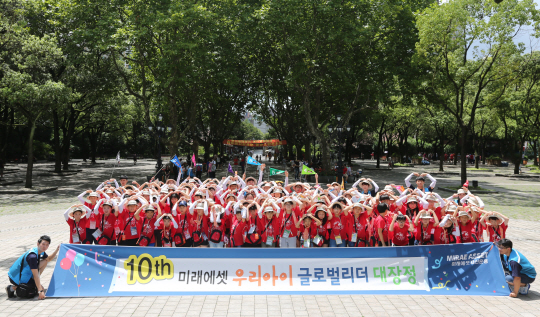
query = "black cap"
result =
(380, 195, 390, 201)
(119, 175, 128, 180)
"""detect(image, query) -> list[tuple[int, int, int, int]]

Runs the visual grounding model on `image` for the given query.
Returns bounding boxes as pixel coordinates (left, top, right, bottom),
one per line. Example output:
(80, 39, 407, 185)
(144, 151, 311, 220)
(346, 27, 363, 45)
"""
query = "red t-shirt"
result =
(244, 216, 260, 244)
(346, 213, 370, 241)
(138, 216, 157, 244)
(175, 212, 192, 237)
(328, 214, 347, 240)
(258, 216, 278, 243)
(84, 202, 103, 229)
(208, 219, 225, 243)
(67, 218, 87, 243)
(120, 212, 140, 240)
(315, 222, 330, 240)
(279, 212, 298, 238)
(415, 223, 435, 244)
(160, 223, 177, 247)
(230, 218, 247, 246)
(484, 223, 507, 243)
(190, 214, 210, 242)
(374, 214, 391, 243)
(434, 226, 458, 245)
(97, 213, 118, 240)
(389, 223, 410, 246)
(298, 222, 318, 240)
(458, 220, 476, 243)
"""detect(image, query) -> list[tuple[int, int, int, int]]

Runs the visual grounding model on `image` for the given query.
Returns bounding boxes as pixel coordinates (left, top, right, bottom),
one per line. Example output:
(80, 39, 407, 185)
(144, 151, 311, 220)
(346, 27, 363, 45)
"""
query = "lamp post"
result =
(148, 113, 172, 173)
(328, 114, 351, 184)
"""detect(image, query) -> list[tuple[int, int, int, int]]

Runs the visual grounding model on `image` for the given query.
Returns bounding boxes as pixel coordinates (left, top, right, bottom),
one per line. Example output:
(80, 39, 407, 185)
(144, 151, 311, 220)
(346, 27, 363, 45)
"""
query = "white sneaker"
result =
(519, 284, 530, 295)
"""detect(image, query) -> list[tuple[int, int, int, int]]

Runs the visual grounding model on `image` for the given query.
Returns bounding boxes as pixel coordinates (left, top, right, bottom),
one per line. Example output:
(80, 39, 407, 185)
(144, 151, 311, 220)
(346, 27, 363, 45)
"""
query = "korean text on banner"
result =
(46, 243, 509, 297)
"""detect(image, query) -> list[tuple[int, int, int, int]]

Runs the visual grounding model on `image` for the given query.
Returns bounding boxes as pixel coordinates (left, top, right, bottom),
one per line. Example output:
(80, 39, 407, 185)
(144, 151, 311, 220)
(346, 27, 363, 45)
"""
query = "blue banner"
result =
(170, 155, 181, 168)
(246, 156, 261, 166)
(46, 243, 509, 297)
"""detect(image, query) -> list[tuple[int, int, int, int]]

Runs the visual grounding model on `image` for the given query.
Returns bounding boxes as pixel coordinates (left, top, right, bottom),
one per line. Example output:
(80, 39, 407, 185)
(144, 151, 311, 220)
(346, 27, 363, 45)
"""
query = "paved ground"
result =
(0, 157, 539, 316)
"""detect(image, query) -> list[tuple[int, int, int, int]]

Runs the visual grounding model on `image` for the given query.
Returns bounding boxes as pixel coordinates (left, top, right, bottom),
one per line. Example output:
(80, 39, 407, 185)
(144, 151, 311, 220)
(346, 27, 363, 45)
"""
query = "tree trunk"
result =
(203, 142, 210, 163)
(168, 95, 179, 157)
(482, 140, 486, 165)
(439, 142, 444, 172)
(460, 126, 468, 185)
(534, 140, 538, 167)
(25, 120, 36, 188)
(305, 140, 311, 165)
(514, 137, 526, 175)
(89, 131, 97, 164)
(61, 140, 70, 170)
(474, 136, 480, 169)
(53, 110, 62, 172)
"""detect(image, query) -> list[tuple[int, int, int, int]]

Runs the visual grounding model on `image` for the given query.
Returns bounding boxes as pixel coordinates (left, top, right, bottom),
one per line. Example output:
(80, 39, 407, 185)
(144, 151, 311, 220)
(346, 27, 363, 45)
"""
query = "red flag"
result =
(463, 180, 469, 188)
(191, 154, 196, 165)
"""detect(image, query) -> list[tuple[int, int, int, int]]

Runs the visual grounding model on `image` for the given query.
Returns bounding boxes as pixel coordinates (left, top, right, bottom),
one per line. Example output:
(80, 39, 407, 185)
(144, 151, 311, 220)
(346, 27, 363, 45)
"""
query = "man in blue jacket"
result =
(498, 238, 536, 297)
(6, 235, 59, 300)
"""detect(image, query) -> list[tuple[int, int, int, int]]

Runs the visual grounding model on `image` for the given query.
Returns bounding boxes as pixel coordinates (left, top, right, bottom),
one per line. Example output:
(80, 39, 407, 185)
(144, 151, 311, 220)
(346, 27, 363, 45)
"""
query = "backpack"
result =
(209, 227, 223, 243)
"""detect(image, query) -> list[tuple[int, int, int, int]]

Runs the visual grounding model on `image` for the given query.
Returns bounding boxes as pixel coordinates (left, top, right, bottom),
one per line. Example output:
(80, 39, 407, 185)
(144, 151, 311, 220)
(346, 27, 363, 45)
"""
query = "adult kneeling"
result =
(5, 235, 59, 300)
(498, 238, 536, 297)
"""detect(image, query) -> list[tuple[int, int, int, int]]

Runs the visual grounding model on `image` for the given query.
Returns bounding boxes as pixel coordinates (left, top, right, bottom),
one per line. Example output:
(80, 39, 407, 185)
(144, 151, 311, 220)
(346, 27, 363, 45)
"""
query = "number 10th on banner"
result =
(111, 257, 429, 293)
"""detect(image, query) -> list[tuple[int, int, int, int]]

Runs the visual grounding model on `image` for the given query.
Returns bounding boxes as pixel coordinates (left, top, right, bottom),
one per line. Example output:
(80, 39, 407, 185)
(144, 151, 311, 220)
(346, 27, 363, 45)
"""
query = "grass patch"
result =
(393, 163, 412, 167)
(527, 166, 540, 173)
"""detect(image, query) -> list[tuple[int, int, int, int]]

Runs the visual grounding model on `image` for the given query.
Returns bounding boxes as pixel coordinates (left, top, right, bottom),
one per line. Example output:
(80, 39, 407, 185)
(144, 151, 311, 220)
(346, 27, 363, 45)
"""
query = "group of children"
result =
(64, 168, 510, 248)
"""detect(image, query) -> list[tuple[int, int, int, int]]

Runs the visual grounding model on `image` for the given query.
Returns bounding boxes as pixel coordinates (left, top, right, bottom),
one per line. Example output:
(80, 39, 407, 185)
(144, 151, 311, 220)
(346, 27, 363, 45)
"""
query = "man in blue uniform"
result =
(6, 235, 59, 299)
(498, 238, 536, 297)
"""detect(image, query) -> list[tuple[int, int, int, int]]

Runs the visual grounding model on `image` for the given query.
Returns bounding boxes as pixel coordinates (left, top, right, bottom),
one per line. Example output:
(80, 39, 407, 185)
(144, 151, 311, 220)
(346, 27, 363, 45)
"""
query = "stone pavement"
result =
(0, 159, 539, 317)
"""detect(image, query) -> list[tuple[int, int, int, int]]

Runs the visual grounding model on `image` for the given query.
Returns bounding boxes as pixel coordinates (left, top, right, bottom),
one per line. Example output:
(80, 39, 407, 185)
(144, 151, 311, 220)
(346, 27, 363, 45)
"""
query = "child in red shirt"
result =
(480, 211, 509, 243)
(64, 204, 93, 244)
(434, 215, 459, 244)
(134, 204, 161, 246)
(313, 205, 331, 247)
(230, 207, 247, 247)
(374, 203, 392, 246)
(389, 213, 414, 246)
(96, 200, 119, 245)
(244, 203, 262, 247)
(296, 214, 321, 248)
(208, 206, 226, 247)
(154, 213, 178, 247)
(190, 201, 210, 247)
(454, 210, 478, 243)
(279, 198, 299, 248)
(172, 200, 193, 247)
(413, 210, 439, 245)
(258, 202, 280, 248)
(344, 203, 372, 247)
(328, 202, 348, 247)
(118, 199, 140, 246)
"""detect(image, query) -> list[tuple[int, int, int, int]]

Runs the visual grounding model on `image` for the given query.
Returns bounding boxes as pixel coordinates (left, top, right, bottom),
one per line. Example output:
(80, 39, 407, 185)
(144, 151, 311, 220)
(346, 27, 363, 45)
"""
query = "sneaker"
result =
(519, 284, 530, 295)
(5, 285, 15, 298)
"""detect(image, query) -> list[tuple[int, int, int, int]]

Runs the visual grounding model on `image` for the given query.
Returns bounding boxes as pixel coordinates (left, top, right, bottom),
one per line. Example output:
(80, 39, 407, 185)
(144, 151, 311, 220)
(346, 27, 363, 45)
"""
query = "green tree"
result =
(415, 0, 538, 183)
(0, 25, 70, 187)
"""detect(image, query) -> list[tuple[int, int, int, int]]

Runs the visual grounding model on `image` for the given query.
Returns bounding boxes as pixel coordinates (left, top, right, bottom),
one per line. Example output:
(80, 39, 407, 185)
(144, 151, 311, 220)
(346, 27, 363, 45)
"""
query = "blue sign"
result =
(246, 156, 261, 166)
(46, 243, 509, 297)
(170, 155, 181, 168)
